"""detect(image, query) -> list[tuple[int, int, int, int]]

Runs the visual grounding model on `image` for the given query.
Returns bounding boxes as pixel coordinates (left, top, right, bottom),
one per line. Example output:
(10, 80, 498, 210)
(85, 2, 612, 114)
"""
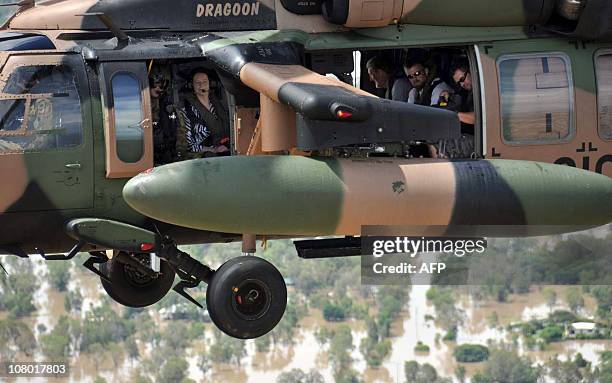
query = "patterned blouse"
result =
(181, 101, 217, 152)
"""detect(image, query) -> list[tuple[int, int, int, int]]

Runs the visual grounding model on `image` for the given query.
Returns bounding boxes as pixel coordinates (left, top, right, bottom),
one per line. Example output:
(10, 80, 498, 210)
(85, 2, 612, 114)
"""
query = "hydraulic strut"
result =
(156, 236, 215, 308)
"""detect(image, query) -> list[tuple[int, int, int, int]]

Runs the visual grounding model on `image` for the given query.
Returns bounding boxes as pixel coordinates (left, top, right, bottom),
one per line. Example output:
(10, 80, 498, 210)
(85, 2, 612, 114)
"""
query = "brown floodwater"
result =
(6, 248, 611, 383)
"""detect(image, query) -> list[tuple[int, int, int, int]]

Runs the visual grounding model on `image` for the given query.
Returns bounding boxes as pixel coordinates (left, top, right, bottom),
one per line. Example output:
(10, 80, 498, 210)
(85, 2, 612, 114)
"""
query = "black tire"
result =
(100, 252, 175, 308)
(206, 256, 287, 339)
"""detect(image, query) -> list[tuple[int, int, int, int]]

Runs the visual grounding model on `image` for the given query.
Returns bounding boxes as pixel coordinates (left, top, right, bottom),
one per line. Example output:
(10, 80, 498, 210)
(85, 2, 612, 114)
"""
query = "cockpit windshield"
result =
(0, 64, 82, 152)
(0, 2, 20, 29)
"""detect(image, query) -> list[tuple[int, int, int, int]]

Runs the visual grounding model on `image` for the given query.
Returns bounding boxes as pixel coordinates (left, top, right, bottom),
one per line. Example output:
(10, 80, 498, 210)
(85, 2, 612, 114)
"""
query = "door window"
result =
(0, 65, 82, 152)
(497, 54, 574, 144)
(111, 73, 144, 163)
(100, 61, 153, 178)
(596, 53, 612, 140)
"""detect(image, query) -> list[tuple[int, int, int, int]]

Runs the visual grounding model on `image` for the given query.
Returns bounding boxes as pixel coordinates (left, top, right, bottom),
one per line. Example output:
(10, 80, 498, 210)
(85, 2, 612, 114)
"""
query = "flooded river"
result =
(2, 253, 610, 383)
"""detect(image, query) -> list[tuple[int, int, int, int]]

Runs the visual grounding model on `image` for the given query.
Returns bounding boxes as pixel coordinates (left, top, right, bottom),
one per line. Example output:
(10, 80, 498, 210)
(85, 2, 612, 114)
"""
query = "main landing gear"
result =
(99, 251, 175, 308)
(91, 237, 287, 339)
(206, 256, 287, 339)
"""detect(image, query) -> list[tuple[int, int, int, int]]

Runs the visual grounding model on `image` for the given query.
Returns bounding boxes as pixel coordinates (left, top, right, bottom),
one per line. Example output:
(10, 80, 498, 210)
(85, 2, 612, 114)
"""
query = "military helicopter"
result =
(0, 0, 611, 339)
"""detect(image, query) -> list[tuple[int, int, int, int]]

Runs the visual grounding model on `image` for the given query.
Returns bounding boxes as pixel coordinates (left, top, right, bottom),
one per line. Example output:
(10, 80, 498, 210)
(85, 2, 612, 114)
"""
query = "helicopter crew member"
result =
(150, 74, 179, 165)
(176, 70, 229, 160)
(451, 60, 476, 131)
(431, 60, 476, 159)
(404, 60, 452, 106)
(366, 55, 411, 102)
(400, 59, 451, 158)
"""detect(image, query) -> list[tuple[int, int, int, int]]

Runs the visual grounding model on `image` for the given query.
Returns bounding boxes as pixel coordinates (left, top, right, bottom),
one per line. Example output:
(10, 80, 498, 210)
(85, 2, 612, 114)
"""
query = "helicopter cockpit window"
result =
(498, 54, 574, 144)
(0, 64, 82, 153)
(596, 53, 612, 140)
(111, 73, 145, 163)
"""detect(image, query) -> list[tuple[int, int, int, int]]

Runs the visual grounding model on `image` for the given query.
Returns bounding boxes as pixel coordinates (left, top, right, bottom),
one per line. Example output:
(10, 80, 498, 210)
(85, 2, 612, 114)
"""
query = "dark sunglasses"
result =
(456, 72, 469, 85)
(407, 71, 424, 80)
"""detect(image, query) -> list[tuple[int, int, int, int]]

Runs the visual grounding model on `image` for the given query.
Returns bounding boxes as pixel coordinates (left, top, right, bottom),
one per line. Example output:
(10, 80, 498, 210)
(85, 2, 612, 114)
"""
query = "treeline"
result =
(434, 232, 612, 289)
(0, 257, 37, 317)
(429, 232, 612, 322)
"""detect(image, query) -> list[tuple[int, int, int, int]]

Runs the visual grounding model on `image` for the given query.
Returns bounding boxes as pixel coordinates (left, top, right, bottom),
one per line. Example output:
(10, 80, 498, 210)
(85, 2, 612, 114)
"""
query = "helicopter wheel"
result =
(99, 252, 175, 308)
(206, 256, 287, 339)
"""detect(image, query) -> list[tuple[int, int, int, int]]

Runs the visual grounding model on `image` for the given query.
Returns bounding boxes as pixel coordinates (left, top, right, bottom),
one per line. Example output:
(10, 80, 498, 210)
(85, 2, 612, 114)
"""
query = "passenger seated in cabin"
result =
(398, 58, 450, 157)
(150, 72, 179, 165)
(429, 59, 475, 159)
(403, 59, 452, 106)
(366, 55, 410, 101)
(176, 70, 230, 160)
(450, 59, 475, 130)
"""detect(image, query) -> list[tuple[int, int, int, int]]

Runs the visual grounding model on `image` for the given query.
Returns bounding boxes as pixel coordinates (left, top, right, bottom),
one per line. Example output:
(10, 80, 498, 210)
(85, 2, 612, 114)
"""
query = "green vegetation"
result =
(0, 233, 609, 382)
(207, 329, 246, 365)
(0, 318, 36, 359)
(376, 287, 406, 337)
(404, 360, 451, 383)
(314, 326, 334, 345)
(426, 287, 463, 330)
(276, 369, 324, 383)
(255, 334, 271, 352)
(414, 341, 430, 353)
(39, 315, 75, 359)
(0, 262, 37, 317)
(64, 289, 83, 312)
(546, 353, 601, 382)
(360, 317, 392, 367)
(157, 355, 192, 383)
(537, 324, 564, 343)
(125, 336, 139, 360)
(270, 295, 307, 345)
(436, 233, 612, 302)
(161, 321, 191, 350)
(487, 311, 499, 328)
(601, 351, 612, 383)
(80, 304, 135, 351)
(453, 344, 489, 363)
(455, 365, 466, 383)
(316, 294, 367, 323)
(323, 301, 346, 321)
(511, 309, 610, 347)
(543, 287, 557, 313)
(47, 261, 71, 291)
(328, 325, 360, 383)
(591, 286, 612, 321)
(442, 325, 457, 341)
(565, 286, 585, 314)
(358, 286, 407, 367)
(472, 346, 541, 383)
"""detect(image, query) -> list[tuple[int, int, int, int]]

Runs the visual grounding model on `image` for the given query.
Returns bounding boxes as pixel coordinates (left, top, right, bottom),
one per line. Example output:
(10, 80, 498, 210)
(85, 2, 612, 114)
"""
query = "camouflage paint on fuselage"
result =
(122, 156, 612, 236)
(1, 0, 611, 255)
(0, 42, 234, 254)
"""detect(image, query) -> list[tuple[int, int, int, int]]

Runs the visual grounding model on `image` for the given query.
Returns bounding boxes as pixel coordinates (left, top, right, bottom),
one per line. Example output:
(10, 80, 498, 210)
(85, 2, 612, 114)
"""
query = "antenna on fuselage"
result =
(77, 12, 129, 44)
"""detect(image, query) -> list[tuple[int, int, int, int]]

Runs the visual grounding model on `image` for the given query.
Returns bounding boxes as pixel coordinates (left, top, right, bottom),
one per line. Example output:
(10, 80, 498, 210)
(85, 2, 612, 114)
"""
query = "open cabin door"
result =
(477, 39, 612, 177)
(0, 53, 94, 212)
